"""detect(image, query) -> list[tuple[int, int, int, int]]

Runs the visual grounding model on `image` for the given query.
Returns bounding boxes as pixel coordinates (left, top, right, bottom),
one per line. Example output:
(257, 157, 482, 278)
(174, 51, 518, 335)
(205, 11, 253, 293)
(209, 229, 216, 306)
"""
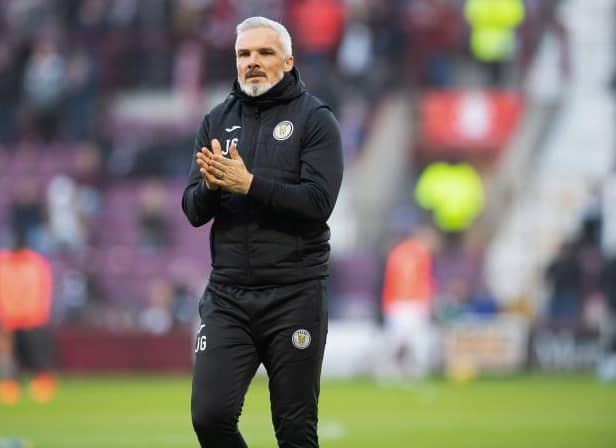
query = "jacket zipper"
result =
(243, 107, 261, 282)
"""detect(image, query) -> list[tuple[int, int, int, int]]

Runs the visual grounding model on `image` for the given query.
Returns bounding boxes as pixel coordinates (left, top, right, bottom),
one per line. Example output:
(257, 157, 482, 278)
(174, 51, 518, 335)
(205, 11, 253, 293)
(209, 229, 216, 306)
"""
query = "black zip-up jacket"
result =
(182, 68, 343, 287)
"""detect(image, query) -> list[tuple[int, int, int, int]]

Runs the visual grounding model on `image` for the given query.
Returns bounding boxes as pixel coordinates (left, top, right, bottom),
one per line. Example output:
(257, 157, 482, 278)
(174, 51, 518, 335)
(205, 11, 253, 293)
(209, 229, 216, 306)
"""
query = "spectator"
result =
(46, 174, 89, 253)
(64, 47, 100, 142)
(173, 38, 205, 116)
(337, 18, 374, 89)
(405, 0, 462, 86)
(170, 282, 196, 328)
(139, 278, 174, 335)
(289, 0, 346, 73)
(137, 181, 171, 252)
(72, 143, 105, 220)
(55, 266, 102, 326)
(202, 0, 238, 82)
(9, 178, 47, 251)
(22, 38, 66, 141)
(0, 42, 22, 143)
(545, 241, 583, 326)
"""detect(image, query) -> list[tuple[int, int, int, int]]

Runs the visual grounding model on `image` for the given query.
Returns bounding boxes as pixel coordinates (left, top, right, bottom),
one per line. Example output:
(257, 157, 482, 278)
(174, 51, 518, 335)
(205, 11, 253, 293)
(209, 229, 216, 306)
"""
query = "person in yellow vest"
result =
(0, 232, 56, 405)
(415, 161, 485, 233)
(378, 225, 441, 379)
(464, 0, 525, 85)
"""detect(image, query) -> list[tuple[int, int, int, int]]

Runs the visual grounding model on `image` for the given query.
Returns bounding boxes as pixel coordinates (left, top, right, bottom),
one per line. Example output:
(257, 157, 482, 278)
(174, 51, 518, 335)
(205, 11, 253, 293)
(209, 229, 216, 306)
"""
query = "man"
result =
(0, 232, 56, 404)
(182, 16, 343, 448)
(379, 225, 440, 379)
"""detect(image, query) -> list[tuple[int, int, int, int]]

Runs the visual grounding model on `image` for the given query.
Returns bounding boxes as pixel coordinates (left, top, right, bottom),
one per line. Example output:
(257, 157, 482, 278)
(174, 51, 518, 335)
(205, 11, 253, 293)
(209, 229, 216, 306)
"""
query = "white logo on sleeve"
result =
(225, 125, 241, 132)
(273, 121, 294, 141)
(291, 329, 311, 350)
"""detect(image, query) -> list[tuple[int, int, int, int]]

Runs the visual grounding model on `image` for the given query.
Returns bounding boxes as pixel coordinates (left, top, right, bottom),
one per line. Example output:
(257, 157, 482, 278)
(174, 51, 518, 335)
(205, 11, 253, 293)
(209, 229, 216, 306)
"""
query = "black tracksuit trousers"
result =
(191, 279, 328, 448)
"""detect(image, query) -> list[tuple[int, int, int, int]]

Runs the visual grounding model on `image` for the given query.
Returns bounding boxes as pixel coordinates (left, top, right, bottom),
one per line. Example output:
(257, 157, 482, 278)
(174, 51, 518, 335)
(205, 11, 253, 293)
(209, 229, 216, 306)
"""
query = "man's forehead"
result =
(235, 27, 282, 51)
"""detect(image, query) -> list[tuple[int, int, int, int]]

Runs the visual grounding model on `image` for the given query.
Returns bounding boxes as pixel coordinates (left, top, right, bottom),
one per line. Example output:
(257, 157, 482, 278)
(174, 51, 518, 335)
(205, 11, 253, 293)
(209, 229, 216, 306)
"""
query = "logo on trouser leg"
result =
(195, 324, 207, 353)
(292, 329, 311, 350)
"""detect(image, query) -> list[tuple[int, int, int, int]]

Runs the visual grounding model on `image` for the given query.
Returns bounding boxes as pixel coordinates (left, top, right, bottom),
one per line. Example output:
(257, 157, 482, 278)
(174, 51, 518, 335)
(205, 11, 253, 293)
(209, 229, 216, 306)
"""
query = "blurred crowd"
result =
(0, 0, 575, 335)
(0, 0, 562, 144)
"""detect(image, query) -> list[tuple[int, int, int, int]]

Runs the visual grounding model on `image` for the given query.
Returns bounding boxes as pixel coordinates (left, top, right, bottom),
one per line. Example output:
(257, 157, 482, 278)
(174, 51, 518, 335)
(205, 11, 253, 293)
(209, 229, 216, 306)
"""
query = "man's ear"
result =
(283, 55, 294, 72)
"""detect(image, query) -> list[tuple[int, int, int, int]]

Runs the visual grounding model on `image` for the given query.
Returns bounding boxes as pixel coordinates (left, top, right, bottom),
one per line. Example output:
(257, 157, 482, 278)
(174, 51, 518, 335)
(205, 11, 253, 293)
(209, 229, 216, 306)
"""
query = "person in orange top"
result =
(288, 0, 346, 64)
(379, 225, 441, 379)
(382, 232, 435, 314)
(0, 232, 56, 404)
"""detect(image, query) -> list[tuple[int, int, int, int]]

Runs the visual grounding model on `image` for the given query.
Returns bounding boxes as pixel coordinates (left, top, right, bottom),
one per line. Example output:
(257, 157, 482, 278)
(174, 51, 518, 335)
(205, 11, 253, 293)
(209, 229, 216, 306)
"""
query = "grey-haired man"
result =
(182, 16, 343, 448)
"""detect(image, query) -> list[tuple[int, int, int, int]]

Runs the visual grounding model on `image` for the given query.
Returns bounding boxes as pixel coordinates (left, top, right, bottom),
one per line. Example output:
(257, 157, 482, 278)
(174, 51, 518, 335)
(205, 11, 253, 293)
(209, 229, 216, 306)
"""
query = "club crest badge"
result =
(273, 121, 294, 141)
(291, 329, 311, 350)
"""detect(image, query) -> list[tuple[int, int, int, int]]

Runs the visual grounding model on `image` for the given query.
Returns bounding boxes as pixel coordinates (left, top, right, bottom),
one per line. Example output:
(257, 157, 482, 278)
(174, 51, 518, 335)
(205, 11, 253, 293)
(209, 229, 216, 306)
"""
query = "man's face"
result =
(235, 27, 294, 97)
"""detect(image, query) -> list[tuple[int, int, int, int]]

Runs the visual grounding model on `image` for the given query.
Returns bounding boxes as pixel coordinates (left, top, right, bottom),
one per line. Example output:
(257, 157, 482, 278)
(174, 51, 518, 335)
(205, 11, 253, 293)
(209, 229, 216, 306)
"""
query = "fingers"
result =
(196, 153, 207, 168)
(211, 139, 222, 155)
(208, 164, 225, 180)
(208, 157, 233, 175)
(195, 141, 245, 192)
(196, 154, 225, 179)
(229, 144, 240, 161)
(195, 146, 220, 189)
(211, 148, 241, 167)
(196, 146, 211, 164)
(199, 164, 219, 186)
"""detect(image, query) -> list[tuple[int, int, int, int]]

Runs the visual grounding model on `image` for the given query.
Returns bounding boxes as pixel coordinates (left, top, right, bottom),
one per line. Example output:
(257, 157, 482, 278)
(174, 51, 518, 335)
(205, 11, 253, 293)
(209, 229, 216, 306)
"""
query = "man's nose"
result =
(247, 53, 260, 67)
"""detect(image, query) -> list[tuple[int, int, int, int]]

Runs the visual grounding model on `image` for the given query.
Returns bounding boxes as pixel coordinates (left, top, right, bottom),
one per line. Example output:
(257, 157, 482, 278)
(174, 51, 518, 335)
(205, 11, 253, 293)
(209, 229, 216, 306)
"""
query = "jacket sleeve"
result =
(247, 107, 343, 222)
(181, 116, 220, 227)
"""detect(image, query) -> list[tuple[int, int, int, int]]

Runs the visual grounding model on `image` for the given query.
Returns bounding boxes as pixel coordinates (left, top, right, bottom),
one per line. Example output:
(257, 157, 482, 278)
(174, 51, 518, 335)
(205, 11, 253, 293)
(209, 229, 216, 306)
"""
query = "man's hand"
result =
(206, 144, 254, 195)
(195, 139, 223, 190)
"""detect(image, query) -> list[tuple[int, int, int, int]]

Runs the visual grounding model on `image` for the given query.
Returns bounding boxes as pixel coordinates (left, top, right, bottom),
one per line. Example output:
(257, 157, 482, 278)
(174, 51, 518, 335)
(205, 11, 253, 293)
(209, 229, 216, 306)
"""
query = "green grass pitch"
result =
(1, 375, 615, 447)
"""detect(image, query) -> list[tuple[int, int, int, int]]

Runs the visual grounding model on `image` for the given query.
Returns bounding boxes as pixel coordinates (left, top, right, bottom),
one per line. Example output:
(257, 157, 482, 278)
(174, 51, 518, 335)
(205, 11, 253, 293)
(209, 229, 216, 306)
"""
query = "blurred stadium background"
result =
(1, 0, 616, 446)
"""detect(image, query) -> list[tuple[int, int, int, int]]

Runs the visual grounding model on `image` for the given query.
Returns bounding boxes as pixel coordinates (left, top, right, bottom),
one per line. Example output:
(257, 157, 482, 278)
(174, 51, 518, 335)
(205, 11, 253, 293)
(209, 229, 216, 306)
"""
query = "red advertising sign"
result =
(419, 90, 524, 156)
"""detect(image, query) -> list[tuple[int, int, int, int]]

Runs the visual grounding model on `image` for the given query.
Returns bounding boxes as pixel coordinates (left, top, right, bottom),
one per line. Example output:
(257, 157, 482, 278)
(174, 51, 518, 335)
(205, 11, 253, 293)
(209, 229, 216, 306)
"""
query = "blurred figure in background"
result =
(598, 254, 616, 381)
(405, 0, 462, 87)
(137, 180, 172, 252)
(379, 224, 441, 379)
(288, 0, 346, 74)
(464, 0, 526, 86)
(139, 278, 174, 335)
(0, 41, 22, 143)
(9, 178, 47, 251)
(46, 174, 89, 253)
(22, 38, 66, 142)
(64, 46, 100, 142)
(432, 230, 497, 322)
(544, 240, 583, 327)
(0, 232, 56, 405)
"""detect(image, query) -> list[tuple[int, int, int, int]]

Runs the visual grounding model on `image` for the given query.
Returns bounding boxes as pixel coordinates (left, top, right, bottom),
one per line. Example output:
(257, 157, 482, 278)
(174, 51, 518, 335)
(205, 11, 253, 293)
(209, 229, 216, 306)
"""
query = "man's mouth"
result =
(246, 71, 266, 80)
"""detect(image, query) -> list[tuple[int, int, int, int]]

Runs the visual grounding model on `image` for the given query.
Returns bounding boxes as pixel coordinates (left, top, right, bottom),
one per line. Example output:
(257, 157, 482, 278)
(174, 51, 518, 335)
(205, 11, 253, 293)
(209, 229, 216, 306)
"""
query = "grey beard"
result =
(238, 80, 274, 97)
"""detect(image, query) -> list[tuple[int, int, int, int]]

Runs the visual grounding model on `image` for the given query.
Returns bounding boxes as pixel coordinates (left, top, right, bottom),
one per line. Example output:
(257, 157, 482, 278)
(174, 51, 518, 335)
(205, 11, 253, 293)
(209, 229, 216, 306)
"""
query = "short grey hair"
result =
(236, 16, 293, 57)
